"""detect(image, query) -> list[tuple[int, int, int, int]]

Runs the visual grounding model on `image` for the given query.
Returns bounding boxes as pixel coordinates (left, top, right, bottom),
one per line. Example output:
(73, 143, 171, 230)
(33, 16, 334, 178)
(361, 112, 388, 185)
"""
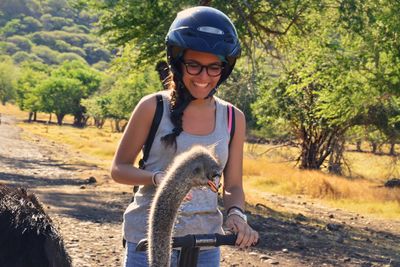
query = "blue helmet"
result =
(166, 6, 241, 86)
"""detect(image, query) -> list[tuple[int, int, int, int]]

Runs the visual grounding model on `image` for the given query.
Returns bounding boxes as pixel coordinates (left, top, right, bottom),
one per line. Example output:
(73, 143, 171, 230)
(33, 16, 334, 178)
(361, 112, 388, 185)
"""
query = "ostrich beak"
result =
(207, 173, 221, 193)
(207, 181, 218, 192)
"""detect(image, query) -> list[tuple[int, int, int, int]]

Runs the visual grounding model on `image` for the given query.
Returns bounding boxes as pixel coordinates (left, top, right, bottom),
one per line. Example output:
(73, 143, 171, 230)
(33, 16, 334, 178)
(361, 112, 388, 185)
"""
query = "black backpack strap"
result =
(131, 94, 163, 203)
(138, 94, 164, 169)
(227, 104, 235, 146)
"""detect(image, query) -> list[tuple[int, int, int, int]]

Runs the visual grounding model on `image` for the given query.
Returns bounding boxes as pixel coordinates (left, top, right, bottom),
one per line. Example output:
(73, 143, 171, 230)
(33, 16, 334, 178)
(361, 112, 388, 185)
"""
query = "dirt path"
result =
(1, 114, 399, 267)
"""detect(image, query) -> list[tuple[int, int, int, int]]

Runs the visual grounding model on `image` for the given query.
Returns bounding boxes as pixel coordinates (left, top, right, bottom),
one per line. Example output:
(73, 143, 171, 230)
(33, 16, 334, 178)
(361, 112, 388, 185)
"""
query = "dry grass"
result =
(243, 154, 400, 219)
(1, 104, 399, 219)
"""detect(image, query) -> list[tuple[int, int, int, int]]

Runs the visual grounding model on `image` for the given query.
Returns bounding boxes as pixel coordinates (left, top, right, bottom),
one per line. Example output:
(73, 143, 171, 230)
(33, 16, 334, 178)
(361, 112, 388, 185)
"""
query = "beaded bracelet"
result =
(151, 171, 164, 186)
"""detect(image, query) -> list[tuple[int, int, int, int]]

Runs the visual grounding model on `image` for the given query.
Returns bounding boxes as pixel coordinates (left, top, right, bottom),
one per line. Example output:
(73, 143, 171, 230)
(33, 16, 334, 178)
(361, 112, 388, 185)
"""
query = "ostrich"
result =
(0, 184, 72, 267)
(148, 145, 221, 267)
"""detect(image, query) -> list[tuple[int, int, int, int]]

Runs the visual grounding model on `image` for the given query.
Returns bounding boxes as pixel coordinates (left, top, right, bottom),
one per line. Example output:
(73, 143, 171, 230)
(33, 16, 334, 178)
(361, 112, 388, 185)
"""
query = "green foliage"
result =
(0, 0, 39, 23)
(36, 76, 82, 124)
(62, 25, 90, 34)
(52, 60, 102, 97)
(21, 16, 43, 33)
(57, 52, 86, 64)
(81, 65, 160, 127)
(7, 36, 33, 51)
(30, 31, 94, 50)
(83, 43, 111, 64)
(1, 17, 43, 36)
(0, 57, 18, 104)
(32, 45, 61, 65)
(40, 14, 74, 31)
(12, 51, 42, 64)
(1, 19, 23, 37)
(106, 67, 160, 121)
(217, 63, 258, 128)
(91, 61, 109, 71)
(81, 94, 111, 128)
(16, 64, 49, 112)
(0, 0, 112, 68)
(0, 42, 20, 54)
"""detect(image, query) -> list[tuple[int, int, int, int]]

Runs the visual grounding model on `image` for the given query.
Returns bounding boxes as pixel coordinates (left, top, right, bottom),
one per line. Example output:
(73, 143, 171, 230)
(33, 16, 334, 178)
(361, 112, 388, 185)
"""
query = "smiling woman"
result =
(110, 6, 258, 267)
(181, 50, 223, 100)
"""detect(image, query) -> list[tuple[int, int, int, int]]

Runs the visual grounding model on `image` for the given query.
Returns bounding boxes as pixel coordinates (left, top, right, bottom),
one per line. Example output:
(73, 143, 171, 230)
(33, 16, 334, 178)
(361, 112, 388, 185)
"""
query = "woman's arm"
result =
(110, 94, 163, 186)
(223, 107, 259, 248)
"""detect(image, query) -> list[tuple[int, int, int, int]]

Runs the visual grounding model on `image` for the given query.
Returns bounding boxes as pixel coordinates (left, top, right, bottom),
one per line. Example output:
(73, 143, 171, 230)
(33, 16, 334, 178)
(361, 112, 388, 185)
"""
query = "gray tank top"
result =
(123, 91, 232, 243)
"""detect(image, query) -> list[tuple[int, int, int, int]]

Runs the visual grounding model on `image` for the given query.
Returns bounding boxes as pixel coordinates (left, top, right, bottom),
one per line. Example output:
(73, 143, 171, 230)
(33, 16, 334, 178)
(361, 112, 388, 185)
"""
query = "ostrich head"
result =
(166, 145, 222, 192)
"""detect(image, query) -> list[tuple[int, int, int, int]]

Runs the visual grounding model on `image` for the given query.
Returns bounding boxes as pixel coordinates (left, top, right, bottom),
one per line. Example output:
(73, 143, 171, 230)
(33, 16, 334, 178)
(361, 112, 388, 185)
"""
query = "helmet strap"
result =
(205, 87, 218, 99)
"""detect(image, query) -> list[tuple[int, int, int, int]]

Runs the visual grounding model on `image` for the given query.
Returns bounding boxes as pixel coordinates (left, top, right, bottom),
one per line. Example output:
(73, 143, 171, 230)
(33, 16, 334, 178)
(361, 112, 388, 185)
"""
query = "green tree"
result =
(36, 76, 82, 125)
(104, 66, 160, 132)
(7, 36, 33, 51)
(0, 57, 18, 104)
(52, 60, 102, 126)
(31, 45, 61, 65)
(81, 94, 111, 128)
(16, 62, 49, 121)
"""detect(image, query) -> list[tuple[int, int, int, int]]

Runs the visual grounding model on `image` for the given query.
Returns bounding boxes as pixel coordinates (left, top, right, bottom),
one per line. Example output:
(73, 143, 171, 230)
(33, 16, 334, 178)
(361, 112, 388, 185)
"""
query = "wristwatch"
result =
(227, 208, 247, 223)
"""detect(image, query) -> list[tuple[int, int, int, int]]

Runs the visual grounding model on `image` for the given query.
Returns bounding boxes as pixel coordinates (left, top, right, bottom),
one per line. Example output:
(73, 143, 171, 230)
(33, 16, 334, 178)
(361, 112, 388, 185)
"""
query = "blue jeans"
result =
(123, 242, 220, 267)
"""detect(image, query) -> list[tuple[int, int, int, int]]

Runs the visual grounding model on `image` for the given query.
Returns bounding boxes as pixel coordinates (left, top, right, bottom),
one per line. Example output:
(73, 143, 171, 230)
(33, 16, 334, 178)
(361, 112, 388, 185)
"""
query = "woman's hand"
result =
(225, 213, 259, 249)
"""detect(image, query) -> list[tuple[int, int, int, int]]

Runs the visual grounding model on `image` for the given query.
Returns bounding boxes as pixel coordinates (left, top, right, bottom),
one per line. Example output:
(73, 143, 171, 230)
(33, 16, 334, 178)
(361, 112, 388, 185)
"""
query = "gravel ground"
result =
(1, 114, 399, 267)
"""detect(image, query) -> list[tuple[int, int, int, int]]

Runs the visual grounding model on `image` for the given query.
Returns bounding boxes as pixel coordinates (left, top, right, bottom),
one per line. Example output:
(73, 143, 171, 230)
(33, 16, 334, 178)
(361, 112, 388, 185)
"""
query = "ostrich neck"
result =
(149, 169, 196, 267)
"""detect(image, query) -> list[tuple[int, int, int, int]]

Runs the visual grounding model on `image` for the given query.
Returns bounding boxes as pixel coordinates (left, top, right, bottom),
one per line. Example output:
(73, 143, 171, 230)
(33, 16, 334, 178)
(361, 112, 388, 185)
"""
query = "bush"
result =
(12, 51, 42, 64)
(1, 19, 21, 37)
(1, 17, 42, 36)
(0, 42, 20, 54)
(40, 14, 74, 31)
(32, 45, 61, 65)
(61, 25, 90, 34)
(67, 46, 86, 58)
(83, 43, 110, 64)
(6, 36, 33, 52)
(92, 61, 109, 71)
(30, 31, 57, 48)
(53, 40, 71, 52)
(21, 16, 43, 33)
(58, 52, 86, 63)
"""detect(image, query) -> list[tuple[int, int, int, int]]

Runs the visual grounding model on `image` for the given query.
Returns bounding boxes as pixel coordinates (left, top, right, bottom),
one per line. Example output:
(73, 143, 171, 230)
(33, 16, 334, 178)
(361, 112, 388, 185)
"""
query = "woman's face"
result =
(181, 49, 222, 99)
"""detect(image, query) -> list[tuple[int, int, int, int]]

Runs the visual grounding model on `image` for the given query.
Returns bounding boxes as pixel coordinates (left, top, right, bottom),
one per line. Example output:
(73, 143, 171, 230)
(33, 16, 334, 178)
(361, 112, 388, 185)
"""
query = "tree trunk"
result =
(94, 118, 105, 129)
(48, 113, 52, 123)
(28, 112, 33, 122)
(356, 140, 362, 152)
(297, 124, 346, 171)
(115, 119, 121, 132)
(328, 137, 345, 175)
(56, 113, 64, 125)
(371, 142, 377, 153)
(389, 142, 396, 156)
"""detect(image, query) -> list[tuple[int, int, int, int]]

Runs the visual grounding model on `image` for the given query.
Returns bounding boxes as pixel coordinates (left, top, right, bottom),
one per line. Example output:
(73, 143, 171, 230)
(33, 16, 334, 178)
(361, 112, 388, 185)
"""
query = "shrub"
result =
(32, 45, 61, 65)
(12, 51, 43, 64)
(0, 42, 19, 54)
(6, 36, 33, 51)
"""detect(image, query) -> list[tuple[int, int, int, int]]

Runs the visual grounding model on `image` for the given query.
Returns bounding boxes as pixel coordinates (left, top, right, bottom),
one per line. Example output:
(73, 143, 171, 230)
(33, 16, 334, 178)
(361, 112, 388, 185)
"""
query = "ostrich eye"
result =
(193, 167, 201, 175)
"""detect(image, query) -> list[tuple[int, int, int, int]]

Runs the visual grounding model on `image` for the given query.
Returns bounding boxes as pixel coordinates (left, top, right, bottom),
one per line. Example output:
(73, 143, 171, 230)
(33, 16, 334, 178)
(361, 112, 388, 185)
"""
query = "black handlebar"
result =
(136, 233, 237, 252)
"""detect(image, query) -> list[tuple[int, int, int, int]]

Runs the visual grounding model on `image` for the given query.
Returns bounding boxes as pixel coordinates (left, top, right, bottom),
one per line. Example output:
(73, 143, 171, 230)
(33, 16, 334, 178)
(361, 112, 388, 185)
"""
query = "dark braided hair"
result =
(161, 74, 193, 150)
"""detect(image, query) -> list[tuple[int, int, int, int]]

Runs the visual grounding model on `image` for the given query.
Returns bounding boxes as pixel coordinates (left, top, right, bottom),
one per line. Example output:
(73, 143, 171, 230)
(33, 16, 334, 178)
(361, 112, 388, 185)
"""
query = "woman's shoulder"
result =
(214, 96, 244, 117)
(138, 90, 171, 110)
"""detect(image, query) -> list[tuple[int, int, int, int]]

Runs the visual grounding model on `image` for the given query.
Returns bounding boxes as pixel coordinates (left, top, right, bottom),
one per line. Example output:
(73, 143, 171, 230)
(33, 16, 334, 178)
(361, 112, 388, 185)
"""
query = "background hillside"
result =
(0, 0, 111, 68)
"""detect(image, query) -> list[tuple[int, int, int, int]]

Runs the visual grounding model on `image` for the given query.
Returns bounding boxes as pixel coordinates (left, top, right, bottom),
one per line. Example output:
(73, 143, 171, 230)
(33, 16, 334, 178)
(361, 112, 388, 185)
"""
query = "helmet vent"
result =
(197, 26, 224, 35)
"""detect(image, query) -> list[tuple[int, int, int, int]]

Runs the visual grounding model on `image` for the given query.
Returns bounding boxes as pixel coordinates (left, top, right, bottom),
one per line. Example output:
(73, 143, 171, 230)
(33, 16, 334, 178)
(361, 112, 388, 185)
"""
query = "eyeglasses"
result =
(181, 61, 224, 77)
